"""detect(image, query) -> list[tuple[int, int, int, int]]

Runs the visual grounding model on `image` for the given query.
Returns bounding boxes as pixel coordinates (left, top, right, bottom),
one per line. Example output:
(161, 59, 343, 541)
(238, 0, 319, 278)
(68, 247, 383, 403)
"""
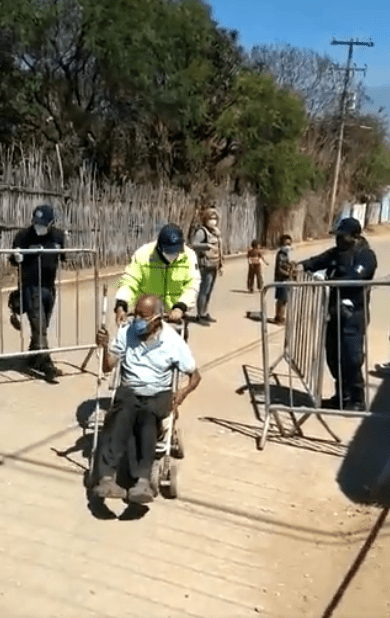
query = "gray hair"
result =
(154, 296, 165, 317)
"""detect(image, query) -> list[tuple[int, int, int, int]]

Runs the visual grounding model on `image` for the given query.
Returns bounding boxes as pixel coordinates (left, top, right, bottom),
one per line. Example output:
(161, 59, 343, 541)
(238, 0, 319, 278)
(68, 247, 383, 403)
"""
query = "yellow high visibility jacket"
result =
(115, 241, 200, 311)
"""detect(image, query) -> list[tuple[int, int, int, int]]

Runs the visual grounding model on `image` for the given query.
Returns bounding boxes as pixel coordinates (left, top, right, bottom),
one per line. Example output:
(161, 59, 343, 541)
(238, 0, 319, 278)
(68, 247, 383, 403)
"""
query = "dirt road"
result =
(1, 231, 390, 618)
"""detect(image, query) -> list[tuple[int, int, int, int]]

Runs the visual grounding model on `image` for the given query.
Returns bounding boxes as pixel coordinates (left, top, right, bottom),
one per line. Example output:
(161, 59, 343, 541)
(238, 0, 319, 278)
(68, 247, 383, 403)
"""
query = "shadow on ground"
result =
(202, 364, 346, 457)
(76, 397, 112, 428)
(0, 356, 79, 383)
(244, 310, 280, 324)
(200, 416, 347, 458)
(337, 375, 390, 507)
(0, 356, 33, 383)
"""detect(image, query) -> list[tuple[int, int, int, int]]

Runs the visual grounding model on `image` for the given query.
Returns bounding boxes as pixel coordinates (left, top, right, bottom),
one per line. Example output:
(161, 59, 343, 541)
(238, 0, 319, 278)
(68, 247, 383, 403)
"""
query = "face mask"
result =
(162, 252, 180, 263)
(336, 236, 354, 251)
(133, 315, 158, 338)
(34, 224, 49, 236)
(207, 218, 218, 229)
(283, 245, 292, 255)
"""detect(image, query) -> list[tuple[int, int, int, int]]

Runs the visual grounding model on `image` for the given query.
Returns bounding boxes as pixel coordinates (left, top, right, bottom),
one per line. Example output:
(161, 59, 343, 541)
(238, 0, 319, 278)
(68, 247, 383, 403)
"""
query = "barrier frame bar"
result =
(259, 278, 390, 450)
(0, 248, 99, 365)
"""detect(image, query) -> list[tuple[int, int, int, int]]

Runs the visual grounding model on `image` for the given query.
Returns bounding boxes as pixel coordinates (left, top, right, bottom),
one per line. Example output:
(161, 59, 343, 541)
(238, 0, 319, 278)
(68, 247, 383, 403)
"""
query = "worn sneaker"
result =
(196, 316, 210, 327)
(205, 314, 217, 323)
(127, 478, 154, 504)
(322, 395, 350, 410)
(94, 476, 127, 499)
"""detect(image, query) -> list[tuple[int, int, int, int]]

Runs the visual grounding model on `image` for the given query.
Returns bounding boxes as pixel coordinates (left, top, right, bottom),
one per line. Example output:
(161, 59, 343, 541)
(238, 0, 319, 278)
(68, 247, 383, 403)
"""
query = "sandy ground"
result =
(0, 231, 390, 617)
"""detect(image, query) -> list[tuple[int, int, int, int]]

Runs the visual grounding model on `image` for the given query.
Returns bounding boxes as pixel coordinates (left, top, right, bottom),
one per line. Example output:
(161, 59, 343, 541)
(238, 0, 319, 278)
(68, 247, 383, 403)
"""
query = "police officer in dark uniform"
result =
(9, 205, 65, 382)
(300, 217, 377, 411)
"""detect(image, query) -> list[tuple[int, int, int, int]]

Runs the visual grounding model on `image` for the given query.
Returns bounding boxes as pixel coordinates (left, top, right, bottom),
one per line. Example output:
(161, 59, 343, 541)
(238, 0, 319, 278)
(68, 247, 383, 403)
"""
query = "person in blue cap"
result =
(300, 217, 377, 411)
(9, 204, 65, 383)
(114, 223, 200, 324)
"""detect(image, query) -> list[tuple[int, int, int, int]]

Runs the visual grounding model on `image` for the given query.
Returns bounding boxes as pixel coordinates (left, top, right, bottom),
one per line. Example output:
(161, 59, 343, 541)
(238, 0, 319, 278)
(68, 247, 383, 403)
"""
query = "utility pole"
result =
(328, 38, 374, 227)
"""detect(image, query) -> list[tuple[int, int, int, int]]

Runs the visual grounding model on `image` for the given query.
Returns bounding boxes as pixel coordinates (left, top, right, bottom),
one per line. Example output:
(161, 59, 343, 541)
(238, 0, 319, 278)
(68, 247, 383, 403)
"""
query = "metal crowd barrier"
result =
(258, 277, 390, 450)
(0, 248, 99, 368)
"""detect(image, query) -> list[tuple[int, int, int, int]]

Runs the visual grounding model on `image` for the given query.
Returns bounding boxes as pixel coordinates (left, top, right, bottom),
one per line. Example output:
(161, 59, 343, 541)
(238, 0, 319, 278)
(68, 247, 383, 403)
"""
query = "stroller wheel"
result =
(150, 459, 160, 497)
(166, 463, 178, 499)
(171, 427, 185, 459)
(160, 458, 178, 499)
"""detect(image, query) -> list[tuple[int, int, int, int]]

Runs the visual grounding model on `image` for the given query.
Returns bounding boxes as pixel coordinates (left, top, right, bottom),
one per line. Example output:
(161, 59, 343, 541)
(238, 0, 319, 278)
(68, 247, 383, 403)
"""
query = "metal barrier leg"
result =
(81, 255, 100, 372)
(38, 254, 43, 354)
(88, 285, 108, 486)
(258, 409, 272, 450)
(18, 263, 25, 352)
(81, 347, 95, 372)
(76, 270, 80, 346)
(316, 414, 342, 443)
(57, 258, 62, 348)
(258, 288, 272, 450)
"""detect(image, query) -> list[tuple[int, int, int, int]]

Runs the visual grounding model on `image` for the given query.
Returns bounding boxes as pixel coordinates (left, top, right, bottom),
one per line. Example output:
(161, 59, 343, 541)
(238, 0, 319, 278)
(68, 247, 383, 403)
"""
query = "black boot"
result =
(39, 355, 62, 383)
(322, 394, 350, 409)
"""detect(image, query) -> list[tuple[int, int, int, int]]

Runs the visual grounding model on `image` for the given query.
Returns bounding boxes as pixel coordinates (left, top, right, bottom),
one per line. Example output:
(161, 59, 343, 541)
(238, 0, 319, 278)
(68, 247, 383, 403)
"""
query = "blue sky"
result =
(208, 0, 390, 89)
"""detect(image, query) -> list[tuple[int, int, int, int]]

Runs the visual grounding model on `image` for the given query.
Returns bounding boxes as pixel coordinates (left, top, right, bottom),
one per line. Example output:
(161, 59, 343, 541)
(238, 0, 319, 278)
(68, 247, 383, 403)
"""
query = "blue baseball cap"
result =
(32, 204, 55, 226)
(157, 223, 184, 254)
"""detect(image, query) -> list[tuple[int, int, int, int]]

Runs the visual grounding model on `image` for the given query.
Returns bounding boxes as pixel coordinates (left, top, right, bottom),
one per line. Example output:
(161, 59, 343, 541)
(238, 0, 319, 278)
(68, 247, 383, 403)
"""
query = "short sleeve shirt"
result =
(110, 321, 196, 395)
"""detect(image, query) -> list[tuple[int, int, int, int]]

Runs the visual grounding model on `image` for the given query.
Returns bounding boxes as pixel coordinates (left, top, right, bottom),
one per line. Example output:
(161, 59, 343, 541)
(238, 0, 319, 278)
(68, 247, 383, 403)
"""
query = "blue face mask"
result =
(133, 315, 158, 338)
(133, 317, 149, 337)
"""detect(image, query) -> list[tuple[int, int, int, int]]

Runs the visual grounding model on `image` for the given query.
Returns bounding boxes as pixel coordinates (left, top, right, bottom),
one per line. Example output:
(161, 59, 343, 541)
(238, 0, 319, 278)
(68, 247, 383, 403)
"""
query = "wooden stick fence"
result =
(0, 147, 259, 271)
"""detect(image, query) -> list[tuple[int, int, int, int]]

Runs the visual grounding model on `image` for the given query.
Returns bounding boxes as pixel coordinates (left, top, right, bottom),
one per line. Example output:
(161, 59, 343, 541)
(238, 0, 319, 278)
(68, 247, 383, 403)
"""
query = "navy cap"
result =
(333, 217, 362, 236)
(32, 204, 55, 226)
(157, 223, 184, 254)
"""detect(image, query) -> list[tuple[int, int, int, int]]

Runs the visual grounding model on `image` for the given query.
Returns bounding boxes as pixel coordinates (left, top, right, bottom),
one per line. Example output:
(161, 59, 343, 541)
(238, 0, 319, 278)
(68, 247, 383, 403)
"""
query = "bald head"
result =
(134, 294, 164, 319)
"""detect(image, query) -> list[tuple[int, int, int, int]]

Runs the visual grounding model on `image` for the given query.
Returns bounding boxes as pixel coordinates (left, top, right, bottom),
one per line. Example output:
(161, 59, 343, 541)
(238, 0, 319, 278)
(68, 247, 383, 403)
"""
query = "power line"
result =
(328, 38, 374, 226)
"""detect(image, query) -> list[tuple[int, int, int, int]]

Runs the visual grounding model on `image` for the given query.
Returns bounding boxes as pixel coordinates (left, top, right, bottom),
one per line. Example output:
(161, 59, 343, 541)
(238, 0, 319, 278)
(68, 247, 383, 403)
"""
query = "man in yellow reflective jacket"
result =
(115, 223, 200, 324)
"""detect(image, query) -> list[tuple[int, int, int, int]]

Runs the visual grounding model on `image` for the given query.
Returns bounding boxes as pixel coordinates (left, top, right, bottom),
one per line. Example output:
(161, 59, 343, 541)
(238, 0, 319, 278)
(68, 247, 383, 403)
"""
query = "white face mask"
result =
(162, 251, 180, 263)
(207, 218, 218, 229)
(34, 224, 49, 236)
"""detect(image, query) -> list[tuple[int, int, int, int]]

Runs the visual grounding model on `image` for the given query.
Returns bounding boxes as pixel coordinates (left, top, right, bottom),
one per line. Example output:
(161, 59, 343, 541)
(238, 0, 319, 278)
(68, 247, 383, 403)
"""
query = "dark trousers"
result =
(326, 309, 366, 404)
(275, 285, 289, 302)
(197, 266, 217, 317)
(24, 285, 56, 369)
(247, 265, 263, 291)
(98, 386, 172, 481)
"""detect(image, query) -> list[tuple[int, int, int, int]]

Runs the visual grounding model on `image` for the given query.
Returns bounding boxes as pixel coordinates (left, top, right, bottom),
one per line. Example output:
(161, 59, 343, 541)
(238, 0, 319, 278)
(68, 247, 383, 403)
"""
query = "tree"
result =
(251, 43, 369, 119)
(214, 70, 321, 208)
(348, 116, 390, 200)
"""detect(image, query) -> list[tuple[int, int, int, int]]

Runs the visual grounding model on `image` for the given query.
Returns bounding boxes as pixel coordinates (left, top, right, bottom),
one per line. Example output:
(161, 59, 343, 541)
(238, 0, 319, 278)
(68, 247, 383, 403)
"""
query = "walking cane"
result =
(88, 284, 108, 486)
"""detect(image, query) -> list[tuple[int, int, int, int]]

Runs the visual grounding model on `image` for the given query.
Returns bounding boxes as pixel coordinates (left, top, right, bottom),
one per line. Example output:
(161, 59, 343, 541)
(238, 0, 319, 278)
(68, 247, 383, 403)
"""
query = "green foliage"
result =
(352, 118, 390, 198)
(6, 0, 388, 213)
(215, 71, 321, 208)
(80, 0, 215, 127)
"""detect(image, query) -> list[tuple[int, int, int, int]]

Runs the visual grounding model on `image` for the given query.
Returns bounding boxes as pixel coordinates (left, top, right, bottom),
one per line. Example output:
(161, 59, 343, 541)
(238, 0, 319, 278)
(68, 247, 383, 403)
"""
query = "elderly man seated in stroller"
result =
(94, 294, 201, 504)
